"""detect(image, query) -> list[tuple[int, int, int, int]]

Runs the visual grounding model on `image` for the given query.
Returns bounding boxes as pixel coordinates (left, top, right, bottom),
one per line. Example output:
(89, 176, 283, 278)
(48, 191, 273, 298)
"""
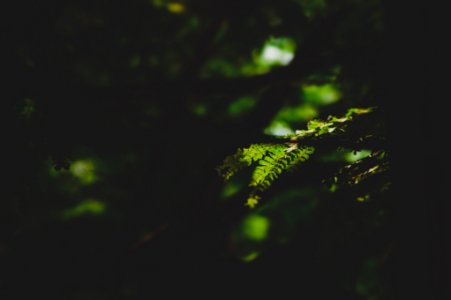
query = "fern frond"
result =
(216, 149, 246, 181)
(217, 107, 375, 208)
(241, 144, 276, 165)
(291, 107, 374, 140)
(246, 194, 261, 208)
(250, 145, 314, 192)
(217, 144, 278, 180)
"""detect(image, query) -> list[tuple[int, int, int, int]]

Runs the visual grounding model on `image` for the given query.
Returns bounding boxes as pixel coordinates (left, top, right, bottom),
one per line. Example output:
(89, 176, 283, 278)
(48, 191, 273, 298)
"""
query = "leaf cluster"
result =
(218, 107, 384, 208)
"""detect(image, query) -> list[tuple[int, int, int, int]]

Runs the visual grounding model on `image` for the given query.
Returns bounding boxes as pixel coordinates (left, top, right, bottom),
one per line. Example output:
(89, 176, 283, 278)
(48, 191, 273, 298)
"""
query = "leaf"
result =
(246, 195, 261, 208)
(217, 107, 374, 207)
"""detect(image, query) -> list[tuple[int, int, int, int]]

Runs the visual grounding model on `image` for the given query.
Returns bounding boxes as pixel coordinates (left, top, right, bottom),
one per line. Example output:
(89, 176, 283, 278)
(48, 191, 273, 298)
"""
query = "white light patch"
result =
(321, 91, 338, 104)
(261, 45, 294, 66)
(264, 121, 294, 136)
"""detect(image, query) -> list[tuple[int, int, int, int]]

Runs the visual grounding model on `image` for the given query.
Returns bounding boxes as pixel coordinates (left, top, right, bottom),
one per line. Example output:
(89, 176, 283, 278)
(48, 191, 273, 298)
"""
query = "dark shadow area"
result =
(2, 0, 440, 299)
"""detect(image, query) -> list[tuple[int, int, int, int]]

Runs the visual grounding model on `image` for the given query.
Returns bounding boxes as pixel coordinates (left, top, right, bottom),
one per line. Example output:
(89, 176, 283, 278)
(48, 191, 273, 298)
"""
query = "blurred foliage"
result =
(303, 83, 342, 105)
(4, 0, 395, 298)
(227, 96, 256, 117)
(70, 160, 97, 184)
(61, 199, 106, 220)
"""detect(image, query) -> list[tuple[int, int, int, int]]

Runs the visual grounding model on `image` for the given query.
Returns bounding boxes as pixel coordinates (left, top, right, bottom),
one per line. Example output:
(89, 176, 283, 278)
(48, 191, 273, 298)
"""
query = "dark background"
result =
(2, 0, 444, 299)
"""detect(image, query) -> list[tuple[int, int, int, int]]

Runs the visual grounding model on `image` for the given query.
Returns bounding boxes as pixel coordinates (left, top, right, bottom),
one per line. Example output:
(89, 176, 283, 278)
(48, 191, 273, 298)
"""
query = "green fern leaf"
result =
(218, 107, 373, 208)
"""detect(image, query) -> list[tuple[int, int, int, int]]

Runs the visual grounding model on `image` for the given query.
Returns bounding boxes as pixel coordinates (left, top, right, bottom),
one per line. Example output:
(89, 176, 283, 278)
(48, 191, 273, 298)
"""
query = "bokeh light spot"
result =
(70, 160, 97, 184)
(242, 214, 270, 241)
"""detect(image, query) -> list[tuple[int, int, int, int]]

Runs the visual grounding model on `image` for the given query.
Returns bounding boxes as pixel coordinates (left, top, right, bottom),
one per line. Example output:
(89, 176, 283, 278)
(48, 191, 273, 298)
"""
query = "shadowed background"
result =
(2, 0, 438, 299)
